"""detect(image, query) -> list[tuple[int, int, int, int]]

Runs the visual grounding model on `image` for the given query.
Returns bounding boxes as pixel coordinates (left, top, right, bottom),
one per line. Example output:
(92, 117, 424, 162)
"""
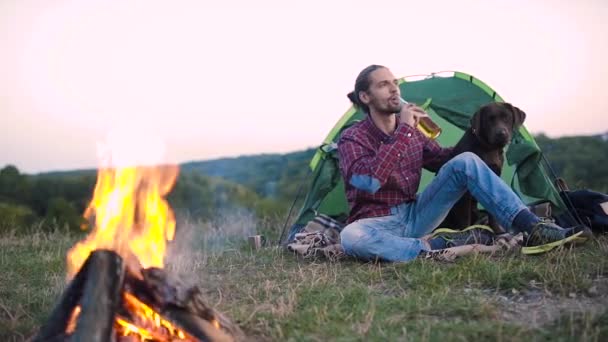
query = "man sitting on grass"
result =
(337, 65, 592, 262)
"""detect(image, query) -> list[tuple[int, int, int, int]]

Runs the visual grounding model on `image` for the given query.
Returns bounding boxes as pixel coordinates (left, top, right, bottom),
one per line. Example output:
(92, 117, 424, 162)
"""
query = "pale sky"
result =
(1, 0, 607, 173)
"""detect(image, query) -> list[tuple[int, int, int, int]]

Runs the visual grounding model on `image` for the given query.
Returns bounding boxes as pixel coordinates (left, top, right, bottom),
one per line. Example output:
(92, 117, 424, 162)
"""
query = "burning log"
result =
(34, 250, 125, 341)
(139, 268, 244, 341)
(33, 249, 94, 341)
(34, 251, 242, 342)
(162, 310, 231, 342)
(70, 249, 126, 342)
(35, 137, 244, 341)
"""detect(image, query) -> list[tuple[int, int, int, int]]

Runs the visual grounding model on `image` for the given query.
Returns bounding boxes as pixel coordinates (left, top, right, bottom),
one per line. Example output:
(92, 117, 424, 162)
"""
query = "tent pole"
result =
(540, 153, 585, 225)
(277, 170, 310, 246)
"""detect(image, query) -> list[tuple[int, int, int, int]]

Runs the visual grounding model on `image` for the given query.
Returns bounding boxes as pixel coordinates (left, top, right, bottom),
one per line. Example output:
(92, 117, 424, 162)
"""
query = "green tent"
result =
(285, 71, 568, 243)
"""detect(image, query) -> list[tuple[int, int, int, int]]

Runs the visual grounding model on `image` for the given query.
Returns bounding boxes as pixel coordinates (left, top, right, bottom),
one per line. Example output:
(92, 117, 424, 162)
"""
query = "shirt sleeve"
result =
(338, 125, 411, 194)
(421, 137, 455, 172)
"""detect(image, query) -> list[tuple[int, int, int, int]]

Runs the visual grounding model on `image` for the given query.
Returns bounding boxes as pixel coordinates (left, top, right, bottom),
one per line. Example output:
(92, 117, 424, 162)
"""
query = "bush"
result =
(44, 197, 84, 231)
(0, 202, 37, 233)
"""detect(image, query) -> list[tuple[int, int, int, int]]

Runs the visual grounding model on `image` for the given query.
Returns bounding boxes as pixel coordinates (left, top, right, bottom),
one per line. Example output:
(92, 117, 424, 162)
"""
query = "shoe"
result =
(574, 225, 594, 243)
(521, 219, 591, 255)
(429, 225, 495, 248)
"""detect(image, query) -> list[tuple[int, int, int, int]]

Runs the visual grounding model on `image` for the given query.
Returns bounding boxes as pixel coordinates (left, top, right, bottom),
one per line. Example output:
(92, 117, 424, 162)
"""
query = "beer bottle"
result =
(418, 116, 442, 139)
(401, 98, 442, 139)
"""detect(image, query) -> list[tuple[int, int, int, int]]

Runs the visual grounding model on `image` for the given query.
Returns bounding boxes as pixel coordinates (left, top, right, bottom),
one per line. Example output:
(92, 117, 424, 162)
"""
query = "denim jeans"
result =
(340, 152, 527, 262)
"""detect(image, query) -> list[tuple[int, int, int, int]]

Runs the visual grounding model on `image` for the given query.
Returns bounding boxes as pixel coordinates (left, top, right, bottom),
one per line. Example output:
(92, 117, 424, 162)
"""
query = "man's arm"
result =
(401, 104, 454, 172)
(338, 126, 410, 194)
(422, 137, 455, 172)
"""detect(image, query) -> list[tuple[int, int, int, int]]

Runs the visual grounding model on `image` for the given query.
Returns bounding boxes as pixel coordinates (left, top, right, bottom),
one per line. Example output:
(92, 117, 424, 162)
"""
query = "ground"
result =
(1, 228, 607, 341)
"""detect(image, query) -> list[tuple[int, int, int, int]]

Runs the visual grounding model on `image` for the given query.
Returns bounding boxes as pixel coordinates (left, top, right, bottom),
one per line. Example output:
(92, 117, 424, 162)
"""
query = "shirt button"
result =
(406, 177, 409, 180)
(407, 133, 412, 137)
(397, 153, 401, 157)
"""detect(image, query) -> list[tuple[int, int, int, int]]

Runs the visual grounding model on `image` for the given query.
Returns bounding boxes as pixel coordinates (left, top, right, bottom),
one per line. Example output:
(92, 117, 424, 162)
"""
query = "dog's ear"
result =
(502, 102, 527, 129)
(470, 107, 483, 134)
(512, 105, 526, 128)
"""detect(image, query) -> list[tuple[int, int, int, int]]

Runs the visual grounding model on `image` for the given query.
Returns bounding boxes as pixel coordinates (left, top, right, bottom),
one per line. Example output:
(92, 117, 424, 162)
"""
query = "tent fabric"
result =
(286, 71, 567, 243)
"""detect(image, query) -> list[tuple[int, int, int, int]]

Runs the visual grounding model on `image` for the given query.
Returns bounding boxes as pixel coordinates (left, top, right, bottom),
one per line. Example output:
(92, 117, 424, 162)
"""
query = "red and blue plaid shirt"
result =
(338, 116, 454, 223)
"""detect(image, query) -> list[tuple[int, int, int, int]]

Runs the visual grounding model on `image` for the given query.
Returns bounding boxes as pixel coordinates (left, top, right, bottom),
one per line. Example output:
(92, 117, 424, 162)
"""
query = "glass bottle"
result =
(401, 98, 442, 139)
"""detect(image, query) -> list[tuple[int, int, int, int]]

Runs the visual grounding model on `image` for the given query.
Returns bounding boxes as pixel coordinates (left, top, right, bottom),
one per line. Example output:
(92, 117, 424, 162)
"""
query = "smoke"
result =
(165, 207, 258, 278)
(96, 122, 171, 169)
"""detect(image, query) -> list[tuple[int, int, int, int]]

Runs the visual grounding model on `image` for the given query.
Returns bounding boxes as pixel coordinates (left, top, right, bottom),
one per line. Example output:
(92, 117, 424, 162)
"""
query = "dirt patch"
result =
(491, 277, 608, 328)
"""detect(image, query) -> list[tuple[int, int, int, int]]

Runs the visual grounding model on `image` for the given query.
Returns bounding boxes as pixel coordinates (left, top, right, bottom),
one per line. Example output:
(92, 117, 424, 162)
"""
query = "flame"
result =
(61, 132, 225, 340)
(66, 164, 178, 278)
(120, 292, 191, 340)
(116, 317, 154, 340)
(65, 293, 194, 341)
(65, 306, 81, 334)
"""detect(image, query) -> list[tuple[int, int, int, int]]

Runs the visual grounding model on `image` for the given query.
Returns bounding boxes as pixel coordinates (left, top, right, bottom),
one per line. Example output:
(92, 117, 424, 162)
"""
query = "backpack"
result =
(560, 189, 608, 233)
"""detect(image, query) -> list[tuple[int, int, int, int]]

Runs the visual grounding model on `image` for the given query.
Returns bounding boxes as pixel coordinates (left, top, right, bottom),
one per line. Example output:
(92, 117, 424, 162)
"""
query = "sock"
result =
(512, 209, 541, 234)
(428, 237, 448, 250)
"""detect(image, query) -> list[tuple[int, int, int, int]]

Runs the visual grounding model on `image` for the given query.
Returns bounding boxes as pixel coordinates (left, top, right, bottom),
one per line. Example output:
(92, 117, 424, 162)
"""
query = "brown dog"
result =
(441, 102, 526, 233)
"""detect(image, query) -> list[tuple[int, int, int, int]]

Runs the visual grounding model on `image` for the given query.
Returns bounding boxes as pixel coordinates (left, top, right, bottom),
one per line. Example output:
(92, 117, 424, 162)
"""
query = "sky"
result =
(1, 0, 607, 173)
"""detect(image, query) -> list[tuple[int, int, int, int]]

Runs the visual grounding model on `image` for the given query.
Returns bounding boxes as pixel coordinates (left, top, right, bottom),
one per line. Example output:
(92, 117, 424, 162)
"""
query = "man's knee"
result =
(445, 152, 484, 171)
(340, 223, 368, 249)
(340, 221, 384, 259)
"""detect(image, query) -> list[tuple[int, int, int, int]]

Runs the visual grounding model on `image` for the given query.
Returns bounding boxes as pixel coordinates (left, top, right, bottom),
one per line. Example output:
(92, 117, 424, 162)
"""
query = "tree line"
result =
(0, 134, 606, 232)
(0, 166, 288, 233)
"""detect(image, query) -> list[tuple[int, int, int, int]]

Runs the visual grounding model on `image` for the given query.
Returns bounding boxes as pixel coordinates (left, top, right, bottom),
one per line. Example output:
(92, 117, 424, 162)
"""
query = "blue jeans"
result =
(340, 152, 527, 262)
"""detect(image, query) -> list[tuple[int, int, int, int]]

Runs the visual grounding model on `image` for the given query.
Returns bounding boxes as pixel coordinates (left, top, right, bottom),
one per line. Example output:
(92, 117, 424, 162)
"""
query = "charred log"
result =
(33, 249, 94, 342)
(36, 251, 243, 342)
(70, 249, 125, 342)
(139, 268, 244, 341)
(162, 306, 231, 342)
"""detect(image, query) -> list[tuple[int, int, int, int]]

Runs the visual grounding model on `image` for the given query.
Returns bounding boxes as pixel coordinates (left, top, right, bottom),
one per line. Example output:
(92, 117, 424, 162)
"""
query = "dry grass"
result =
(1, 222, 607, 341)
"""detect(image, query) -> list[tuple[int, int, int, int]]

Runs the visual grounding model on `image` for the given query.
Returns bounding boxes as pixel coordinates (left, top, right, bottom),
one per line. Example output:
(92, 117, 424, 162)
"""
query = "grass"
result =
(0, 224, 607, 342)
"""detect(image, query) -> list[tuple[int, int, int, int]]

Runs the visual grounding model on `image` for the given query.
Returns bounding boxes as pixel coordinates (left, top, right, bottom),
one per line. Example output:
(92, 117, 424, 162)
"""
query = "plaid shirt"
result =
(338, 116, 454, 223)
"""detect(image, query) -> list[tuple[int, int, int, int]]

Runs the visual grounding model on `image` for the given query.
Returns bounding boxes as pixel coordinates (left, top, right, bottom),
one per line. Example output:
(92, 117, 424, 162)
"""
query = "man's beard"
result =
(371, 97, 401, 115)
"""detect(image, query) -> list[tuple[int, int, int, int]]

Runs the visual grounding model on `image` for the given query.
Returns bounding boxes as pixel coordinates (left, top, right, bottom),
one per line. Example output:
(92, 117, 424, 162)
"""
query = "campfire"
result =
(34, 146, 243, 341)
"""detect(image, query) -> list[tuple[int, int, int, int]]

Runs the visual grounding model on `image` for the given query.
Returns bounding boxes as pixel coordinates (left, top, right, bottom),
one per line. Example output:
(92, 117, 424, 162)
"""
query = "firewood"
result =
(162, 306, 234, 342)
(141, 268, 245, 341)
(33, 249, 94, 342)
(37, 251, 243, 341)
(70, 249, 125, 342)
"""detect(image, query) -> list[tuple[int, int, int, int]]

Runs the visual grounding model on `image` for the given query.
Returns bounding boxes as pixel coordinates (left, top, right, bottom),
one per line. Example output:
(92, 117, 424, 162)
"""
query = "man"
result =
(338, 65, 590, 262)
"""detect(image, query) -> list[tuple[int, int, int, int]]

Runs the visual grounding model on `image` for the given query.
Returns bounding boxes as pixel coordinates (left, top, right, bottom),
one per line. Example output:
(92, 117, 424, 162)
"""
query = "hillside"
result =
(181, 148, 315, 200)
(536, 133, 608, 193)
(1, 133, 606, 231)
(0, 167, 274, 232)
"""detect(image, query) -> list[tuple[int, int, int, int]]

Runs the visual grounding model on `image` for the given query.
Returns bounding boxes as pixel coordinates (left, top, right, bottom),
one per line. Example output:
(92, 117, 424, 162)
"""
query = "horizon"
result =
(8, 131, 608, 175)
(2, 0, 607, 173)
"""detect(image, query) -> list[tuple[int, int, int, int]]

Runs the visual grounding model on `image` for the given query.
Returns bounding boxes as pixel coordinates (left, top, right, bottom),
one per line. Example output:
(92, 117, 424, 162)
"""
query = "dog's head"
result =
(471, 102, 526, 147)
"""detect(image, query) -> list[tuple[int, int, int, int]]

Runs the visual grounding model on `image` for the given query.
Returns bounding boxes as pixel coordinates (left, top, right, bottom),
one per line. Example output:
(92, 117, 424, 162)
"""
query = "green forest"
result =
(0, 133, 606, 232)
